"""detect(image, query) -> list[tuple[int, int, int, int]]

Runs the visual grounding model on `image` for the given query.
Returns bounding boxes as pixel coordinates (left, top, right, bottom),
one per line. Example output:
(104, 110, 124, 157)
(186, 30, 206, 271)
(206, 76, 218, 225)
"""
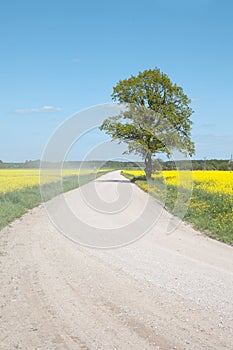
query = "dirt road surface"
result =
(0, 171, 233, 349)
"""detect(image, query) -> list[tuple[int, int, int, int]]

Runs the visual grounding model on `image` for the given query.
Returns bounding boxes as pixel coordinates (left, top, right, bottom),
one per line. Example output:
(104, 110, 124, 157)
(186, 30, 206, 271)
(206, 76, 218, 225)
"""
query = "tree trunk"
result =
(145, 153, 152, 180)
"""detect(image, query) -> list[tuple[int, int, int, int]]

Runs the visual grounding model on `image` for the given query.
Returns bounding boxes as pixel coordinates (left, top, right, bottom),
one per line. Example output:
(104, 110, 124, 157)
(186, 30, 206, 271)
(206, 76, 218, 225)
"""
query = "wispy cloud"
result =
(15, 105, 62, 114)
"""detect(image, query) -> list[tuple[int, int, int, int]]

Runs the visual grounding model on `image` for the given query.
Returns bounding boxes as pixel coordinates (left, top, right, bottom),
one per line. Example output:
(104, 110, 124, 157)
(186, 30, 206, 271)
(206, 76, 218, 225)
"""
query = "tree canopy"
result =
(100, 68, 195, 178)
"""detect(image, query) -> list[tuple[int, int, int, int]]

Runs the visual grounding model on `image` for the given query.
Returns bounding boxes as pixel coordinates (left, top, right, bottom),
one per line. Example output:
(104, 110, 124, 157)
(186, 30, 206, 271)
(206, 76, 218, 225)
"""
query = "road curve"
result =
(0, 171, 233, 349)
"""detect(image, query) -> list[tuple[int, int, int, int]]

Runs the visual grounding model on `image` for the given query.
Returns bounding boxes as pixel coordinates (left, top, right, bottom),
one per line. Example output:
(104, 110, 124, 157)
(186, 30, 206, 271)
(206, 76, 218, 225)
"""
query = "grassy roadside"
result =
(0, 171, 109, 230)
(122, 171, 233, 245)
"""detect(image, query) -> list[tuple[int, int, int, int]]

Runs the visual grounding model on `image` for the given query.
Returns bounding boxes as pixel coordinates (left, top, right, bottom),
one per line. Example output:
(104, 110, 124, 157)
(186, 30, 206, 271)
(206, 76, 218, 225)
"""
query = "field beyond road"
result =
(0, 171, 233, 349)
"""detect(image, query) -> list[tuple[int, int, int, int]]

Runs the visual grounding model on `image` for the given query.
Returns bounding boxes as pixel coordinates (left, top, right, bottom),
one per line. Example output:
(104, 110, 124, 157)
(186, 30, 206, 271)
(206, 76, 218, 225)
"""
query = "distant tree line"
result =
(0, 160, 41, 169)
(156, 159, 233, 171)
(0, 160, 141, 169)
(0, 159, 232, 171)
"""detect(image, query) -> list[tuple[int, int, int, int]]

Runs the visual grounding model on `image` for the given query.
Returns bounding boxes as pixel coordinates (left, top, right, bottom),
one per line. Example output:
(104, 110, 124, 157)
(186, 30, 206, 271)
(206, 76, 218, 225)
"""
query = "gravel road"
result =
(0, 171, 233, 349)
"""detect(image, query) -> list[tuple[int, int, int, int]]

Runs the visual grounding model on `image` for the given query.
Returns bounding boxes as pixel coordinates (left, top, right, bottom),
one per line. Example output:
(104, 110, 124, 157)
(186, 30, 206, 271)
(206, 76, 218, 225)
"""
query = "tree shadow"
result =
(130, 175, 147, 183)
(96, 179, 131, 183)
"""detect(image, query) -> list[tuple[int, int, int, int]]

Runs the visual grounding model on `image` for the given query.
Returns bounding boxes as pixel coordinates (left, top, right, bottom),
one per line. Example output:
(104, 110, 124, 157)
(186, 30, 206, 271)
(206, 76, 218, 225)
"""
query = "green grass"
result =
(0, 171, 108, 230)
(122, 172, 233, 245)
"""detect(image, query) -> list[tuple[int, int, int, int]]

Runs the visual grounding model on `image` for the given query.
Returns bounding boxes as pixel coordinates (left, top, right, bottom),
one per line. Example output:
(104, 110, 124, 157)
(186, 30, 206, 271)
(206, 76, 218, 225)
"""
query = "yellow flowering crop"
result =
(190, 171, 233, 196)
(0, 169, 96, 194)
(122, 170, 233, 196)
(0, 169, 41, 193)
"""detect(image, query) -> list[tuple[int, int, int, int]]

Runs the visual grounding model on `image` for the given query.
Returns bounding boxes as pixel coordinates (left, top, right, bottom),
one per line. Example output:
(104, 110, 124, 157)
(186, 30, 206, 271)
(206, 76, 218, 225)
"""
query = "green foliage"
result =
(100, 68, 195, 179)
(161, 159, 233, 170)
(185, 189, 233, 243)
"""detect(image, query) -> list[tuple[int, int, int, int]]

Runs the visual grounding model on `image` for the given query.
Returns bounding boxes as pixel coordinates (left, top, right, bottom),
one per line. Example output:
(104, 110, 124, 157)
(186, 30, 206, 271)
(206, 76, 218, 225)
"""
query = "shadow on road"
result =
(95, 179, 131, 183)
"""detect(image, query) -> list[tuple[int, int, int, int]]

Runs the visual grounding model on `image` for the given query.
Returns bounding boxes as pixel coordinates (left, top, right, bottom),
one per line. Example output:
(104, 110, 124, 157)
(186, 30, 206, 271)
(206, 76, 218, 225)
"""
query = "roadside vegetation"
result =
(122, 170, 233, 245)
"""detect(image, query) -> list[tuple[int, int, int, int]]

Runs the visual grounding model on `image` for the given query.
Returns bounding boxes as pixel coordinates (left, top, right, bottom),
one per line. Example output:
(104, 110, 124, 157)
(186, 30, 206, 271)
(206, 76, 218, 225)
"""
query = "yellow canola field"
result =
(190, 171, 233, 195)
(2, 169, 233, 196)
(0, 169, 41, 193)
(123, 170, 233, 196)
(0, 169, 93, 194)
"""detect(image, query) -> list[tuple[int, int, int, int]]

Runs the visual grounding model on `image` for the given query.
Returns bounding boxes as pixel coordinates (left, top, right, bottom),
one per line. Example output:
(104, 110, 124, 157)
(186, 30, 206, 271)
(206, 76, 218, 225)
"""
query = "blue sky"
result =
(0, 0, 233, 162)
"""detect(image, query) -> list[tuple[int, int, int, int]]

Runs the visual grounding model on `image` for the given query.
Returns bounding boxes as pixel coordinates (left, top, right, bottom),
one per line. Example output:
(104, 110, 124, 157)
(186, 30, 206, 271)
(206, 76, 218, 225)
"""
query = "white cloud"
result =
(15, 105, 62, 114)
(41, 105, 62, 112)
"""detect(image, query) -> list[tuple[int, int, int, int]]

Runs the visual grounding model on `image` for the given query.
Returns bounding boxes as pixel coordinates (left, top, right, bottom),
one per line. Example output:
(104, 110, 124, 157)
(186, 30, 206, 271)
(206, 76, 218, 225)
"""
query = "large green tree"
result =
(100, 68, 195, 179)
